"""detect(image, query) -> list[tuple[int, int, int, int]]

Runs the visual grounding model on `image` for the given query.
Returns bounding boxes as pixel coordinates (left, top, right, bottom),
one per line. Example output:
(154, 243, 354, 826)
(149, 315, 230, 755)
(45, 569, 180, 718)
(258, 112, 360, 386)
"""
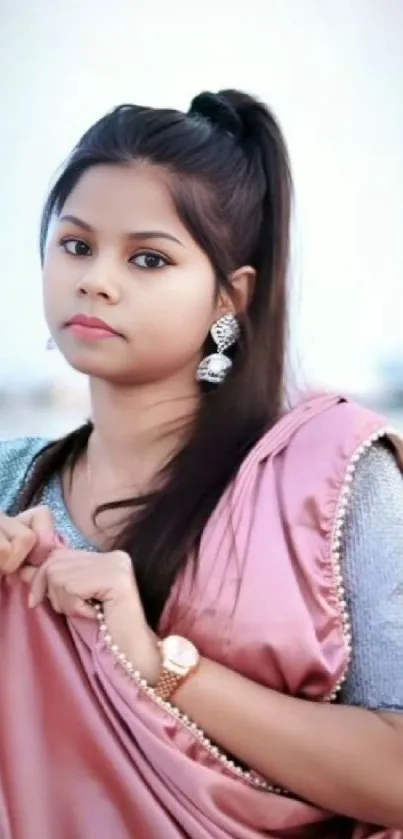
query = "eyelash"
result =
(58, 238, 172, 269)
(59, 238, 91, 258)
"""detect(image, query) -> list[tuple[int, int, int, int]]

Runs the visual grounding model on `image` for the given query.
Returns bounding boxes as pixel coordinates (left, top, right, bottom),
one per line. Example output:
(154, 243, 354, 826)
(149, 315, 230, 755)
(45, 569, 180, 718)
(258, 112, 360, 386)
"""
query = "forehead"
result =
(61, 162, 189, 239)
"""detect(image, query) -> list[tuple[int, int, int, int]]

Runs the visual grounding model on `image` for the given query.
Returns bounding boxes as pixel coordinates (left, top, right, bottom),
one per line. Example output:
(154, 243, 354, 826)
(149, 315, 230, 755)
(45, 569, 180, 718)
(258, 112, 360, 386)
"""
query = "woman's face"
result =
(43, 162, 222, 387)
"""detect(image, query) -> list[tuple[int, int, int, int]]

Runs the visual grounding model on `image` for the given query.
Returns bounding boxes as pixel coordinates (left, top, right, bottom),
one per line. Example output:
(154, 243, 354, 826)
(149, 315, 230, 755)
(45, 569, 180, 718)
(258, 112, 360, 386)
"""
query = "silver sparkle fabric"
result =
(341, 442, 403, 711)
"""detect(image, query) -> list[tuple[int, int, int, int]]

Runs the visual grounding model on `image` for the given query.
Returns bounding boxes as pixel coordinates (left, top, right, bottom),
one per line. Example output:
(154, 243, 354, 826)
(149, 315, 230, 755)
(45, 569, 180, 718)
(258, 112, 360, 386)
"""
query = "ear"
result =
(216, 266, 256, 317)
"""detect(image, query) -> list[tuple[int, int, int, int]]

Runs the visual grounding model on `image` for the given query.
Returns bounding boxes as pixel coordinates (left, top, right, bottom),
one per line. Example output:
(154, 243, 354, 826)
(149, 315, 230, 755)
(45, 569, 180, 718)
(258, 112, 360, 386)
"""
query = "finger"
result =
(47, 583, 62, 614)
(69, 597, 95, 620)
(27, 565, 49, 608)
(0, 514, 37, 568)
(19, 567, 36, 585)
(0, 532, 12, 569)
(45, 547, 91, 564)
(17, 505, 54, 539)
(53, 588, 95, 619)
(39, 552, 105, 602)
(18, 506, 55, 540)
(19, 567, 61, 613)
(2, 537, 37, 575)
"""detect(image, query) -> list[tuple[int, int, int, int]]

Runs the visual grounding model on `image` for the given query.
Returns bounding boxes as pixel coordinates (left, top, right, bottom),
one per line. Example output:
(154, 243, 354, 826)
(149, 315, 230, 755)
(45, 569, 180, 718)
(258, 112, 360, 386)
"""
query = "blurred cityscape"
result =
(0, 382, 87, 439)
(0, 358, 402, 441)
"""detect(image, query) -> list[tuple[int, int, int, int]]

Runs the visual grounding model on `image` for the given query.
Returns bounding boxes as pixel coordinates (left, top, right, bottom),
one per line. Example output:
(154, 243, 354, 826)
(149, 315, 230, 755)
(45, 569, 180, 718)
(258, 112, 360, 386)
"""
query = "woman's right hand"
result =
(0, 506, 54, 576)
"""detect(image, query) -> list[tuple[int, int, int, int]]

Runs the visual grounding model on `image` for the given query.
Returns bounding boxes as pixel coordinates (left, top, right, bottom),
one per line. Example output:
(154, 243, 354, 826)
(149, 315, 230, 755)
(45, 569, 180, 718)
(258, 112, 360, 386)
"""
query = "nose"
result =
(76, 259, 121, 304)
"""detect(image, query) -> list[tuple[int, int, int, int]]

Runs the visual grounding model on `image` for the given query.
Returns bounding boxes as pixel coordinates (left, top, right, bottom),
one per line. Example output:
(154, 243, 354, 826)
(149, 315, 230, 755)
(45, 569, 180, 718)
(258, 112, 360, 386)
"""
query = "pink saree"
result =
(0, 394, 401, 838)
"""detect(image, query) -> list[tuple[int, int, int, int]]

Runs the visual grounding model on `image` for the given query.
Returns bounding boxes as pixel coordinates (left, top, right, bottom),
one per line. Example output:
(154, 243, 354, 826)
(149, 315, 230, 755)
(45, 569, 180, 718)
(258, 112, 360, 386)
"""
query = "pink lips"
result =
(66, 314, 121, 341)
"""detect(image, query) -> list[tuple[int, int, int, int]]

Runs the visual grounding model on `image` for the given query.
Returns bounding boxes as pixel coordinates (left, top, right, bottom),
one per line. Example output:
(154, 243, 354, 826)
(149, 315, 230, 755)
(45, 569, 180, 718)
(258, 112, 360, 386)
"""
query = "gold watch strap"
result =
(154, 667, 183, 702)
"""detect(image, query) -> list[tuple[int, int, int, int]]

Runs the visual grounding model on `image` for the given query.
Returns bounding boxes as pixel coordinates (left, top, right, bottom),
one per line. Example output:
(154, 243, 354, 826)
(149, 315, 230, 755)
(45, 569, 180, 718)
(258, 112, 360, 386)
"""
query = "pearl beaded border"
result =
(94, 426, 399, 792)
(93, 603, 283, 794)
(326, 427, 397, 700)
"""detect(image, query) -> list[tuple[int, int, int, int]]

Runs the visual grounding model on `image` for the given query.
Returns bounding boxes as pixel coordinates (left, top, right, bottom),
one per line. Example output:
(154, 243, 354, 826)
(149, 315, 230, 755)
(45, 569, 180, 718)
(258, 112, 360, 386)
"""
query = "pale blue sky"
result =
(1, 0, 402, 397)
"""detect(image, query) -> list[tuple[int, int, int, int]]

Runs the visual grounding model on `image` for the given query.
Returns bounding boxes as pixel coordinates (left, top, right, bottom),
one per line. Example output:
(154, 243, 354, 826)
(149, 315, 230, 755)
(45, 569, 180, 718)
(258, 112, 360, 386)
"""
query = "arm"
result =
(129, 442, 403, 828)
(27, 442, 403, 827)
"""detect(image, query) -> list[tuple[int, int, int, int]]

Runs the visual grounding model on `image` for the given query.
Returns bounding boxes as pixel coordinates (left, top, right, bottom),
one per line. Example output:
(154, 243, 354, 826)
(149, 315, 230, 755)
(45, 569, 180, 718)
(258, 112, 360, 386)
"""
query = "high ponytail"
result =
(218, 89, 292, 417)
(22, 89, 293, 628)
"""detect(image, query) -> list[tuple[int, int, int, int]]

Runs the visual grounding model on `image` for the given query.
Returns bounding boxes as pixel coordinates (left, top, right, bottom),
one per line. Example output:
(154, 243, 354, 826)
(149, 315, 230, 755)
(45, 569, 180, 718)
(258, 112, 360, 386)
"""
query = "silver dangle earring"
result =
(196, 313, 240, 385)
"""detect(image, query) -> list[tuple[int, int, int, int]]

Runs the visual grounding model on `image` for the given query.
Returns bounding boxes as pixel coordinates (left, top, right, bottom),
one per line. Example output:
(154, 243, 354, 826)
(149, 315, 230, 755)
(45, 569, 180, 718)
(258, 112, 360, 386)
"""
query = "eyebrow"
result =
(59, 214, 184, 246)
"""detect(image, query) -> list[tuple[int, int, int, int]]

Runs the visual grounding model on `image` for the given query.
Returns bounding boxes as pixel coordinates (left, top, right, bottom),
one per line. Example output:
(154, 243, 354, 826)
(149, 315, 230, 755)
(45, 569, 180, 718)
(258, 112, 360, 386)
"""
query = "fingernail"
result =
(28, 593, 36, 609)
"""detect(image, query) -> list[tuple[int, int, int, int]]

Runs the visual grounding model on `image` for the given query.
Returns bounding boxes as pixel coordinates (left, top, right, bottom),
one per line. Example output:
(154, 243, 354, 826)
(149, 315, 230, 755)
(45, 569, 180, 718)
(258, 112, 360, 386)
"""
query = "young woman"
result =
(0, 89, 402, 839)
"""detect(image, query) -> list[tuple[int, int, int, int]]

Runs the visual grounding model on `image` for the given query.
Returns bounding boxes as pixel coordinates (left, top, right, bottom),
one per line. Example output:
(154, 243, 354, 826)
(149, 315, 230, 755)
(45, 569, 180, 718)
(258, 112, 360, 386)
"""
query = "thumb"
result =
(18, 506, 55, 540)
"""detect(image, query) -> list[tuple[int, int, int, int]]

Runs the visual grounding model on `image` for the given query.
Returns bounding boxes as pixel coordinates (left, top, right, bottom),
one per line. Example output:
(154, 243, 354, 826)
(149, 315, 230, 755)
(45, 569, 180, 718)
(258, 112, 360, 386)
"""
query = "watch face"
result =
(163, 635, 198, 668)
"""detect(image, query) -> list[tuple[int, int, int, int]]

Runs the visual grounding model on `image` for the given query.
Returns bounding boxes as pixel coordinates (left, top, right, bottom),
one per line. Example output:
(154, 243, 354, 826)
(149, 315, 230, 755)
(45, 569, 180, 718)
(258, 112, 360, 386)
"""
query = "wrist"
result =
(134, 628, 161, 686)
(102, 596, 161, 685)
(153, 635, 200, 702)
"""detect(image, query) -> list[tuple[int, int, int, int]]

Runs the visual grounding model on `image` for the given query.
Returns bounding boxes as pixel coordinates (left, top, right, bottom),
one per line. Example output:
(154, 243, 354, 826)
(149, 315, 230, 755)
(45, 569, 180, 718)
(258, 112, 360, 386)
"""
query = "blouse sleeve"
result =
(341, 440, 403, 711)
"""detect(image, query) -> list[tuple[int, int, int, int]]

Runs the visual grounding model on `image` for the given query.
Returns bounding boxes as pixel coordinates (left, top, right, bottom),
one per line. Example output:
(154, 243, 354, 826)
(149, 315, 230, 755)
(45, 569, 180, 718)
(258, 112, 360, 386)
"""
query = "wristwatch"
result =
(154, 635, 200, 701)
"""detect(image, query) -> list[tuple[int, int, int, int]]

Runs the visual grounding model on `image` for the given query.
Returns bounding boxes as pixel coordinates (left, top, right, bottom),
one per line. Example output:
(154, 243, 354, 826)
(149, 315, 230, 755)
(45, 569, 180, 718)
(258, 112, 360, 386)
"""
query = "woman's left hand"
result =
(20, 548, 161, 684)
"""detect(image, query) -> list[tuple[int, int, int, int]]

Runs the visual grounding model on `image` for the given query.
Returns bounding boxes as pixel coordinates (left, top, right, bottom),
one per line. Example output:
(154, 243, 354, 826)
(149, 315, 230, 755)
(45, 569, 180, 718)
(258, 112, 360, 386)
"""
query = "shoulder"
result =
(284, 398, 392, 488)
(0, 436, 49, 467)
(344, 439, 403, 573)
(0, 436, 50, 513)
(345, 440, 403, 559)
(286, 397, 389, 459)
(351, 436, 400, 484)
(345, 438, 403, 553)
(244, 395, 399, 546)
(253, 394, 395, 481)
(342, 440, 403, 710)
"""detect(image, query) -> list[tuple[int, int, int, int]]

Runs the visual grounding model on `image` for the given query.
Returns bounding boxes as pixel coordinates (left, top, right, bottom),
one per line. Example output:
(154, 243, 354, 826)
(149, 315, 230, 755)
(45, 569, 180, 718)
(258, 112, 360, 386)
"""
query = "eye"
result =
(131, 251, 169, 270)
(60, 238, 91, 257)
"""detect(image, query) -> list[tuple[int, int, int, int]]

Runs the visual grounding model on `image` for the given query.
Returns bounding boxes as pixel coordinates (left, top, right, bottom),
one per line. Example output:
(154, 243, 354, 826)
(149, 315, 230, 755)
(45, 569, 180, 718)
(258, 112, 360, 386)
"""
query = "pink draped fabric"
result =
(0, 395, 400, 837)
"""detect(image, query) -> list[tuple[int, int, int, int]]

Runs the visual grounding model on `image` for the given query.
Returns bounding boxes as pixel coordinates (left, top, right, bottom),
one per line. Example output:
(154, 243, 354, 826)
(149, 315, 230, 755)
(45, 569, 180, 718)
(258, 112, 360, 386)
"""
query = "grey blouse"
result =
(342, 442, 403, 710)
(0, 436, 402, 711)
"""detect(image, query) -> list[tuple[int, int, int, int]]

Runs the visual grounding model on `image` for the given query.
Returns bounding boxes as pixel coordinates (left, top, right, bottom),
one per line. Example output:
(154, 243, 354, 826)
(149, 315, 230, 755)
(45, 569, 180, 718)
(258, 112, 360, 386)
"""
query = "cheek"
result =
(42, 262, 56, 320)
(42, 251, 72, 320)
(134, 270, 216, 352)
(42, 271, 61, 327)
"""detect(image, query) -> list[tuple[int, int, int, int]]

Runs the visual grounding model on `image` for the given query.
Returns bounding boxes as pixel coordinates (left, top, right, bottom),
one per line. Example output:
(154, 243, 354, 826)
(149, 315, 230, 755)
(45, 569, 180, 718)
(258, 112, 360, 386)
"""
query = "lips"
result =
(66, 314, 121, 336)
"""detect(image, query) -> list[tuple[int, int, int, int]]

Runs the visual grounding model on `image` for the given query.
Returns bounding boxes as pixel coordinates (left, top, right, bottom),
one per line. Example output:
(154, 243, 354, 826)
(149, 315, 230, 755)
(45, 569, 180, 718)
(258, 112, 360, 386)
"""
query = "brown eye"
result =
(61, 238, 91, 256)
(132, 252, 168, 269)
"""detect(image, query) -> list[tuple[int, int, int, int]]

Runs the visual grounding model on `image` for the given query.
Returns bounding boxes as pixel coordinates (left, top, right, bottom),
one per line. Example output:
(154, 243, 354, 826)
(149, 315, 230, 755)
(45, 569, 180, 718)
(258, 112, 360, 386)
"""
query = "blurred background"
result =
(0, 0, 402, 438)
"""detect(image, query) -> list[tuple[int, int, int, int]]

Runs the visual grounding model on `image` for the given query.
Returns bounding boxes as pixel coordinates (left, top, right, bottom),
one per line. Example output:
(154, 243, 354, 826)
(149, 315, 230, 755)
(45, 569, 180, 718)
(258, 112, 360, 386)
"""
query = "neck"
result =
(87, 374, 200, 493)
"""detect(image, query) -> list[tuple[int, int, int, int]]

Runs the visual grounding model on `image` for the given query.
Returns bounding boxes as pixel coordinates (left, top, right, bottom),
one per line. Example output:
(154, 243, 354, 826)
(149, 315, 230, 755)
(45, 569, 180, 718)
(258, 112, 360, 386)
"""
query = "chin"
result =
(65, 353, 118, 381)
(64, 346, 188, 387)
(66, 356, 139, 387)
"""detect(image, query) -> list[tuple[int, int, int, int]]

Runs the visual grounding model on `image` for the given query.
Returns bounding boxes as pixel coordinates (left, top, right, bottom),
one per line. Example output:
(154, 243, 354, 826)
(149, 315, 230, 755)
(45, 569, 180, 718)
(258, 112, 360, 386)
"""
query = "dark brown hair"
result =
(21, 89, 292, 628)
